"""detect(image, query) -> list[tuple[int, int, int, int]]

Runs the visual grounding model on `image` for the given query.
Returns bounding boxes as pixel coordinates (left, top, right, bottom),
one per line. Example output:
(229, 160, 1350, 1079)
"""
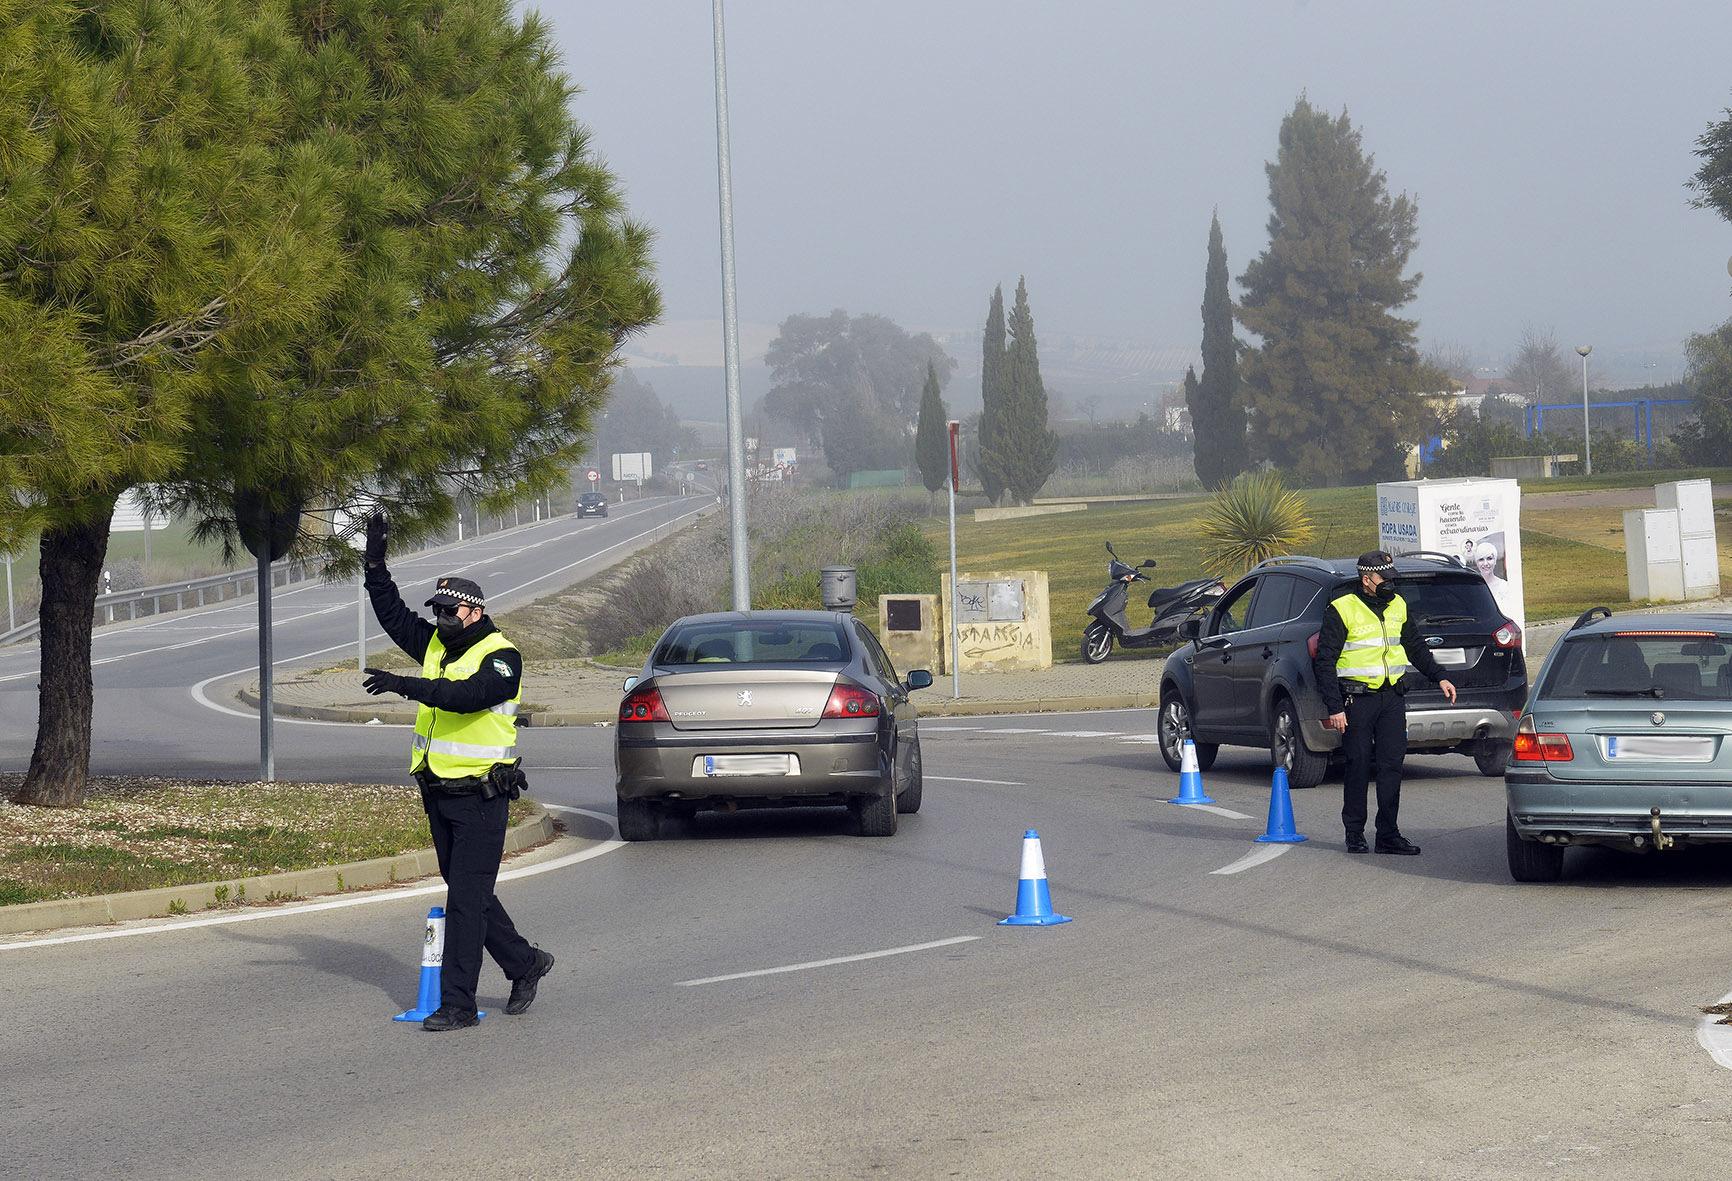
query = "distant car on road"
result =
(576, 491, 609, 517)
(614, 610, 933, 839)
(695, 461, 709, 471)
(1159, 553, 1527, 788)
(1506, 608, 1732, 881)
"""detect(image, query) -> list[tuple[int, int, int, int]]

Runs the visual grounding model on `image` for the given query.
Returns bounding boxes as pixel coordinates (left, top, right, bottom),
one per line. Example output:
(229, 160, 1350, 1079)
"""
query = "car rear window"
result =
(1541, 632, 1732, 701)
(1397, 575, 1504, 627)
(655, 620, 852, 665)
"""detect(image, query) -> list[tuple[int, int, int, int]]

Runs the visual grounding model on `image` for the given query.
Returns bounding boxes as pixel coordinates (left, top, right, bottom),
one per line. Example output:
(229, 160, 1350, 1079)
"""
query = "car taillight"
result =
(1307, 632, 1321, 659)
(822, 681, 881, 719)
(1511, 715, 1571, 762)
(619, 685, 670, 723)
(1494, 619, 1522, 649)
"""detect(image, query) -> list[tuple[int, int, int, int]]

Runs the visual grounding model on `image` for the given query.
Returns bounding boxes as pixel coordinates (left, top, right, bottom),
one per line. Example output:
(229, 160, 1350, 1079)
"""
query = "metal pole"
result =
(712, 0, 751, 610)
(1581, 352, 1592, 476)
(258, 552, 274, 783)
(4, 553, 12, 633)
(947, 421, 961, 699)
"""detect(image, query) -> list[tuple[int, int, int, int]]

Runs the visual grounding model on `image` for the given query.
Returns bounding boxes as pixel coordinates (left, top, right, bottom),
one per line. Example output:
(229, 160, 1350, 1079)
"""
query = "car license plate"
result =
(1603, 735, 1717, 762)
(1432, 647, 1469, 667)
(695, 754, 798, 777)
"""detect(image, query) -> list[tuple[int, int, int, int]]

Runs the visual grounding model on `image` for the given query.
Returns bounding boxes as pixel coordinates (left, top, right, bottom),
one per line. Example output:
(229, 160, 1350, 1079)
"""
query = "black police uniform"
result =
(1311, 584, 1450, 851)
(364, 564, 549, 1024)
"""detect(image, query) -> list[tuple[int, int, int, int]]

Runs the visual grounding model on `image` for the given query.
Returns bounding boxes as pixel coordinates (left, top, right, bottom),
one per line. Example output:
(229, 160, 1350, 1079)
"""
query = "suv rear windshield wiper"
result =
(1582, 686, 1666, 698)
(1416, 614, 1478, 625)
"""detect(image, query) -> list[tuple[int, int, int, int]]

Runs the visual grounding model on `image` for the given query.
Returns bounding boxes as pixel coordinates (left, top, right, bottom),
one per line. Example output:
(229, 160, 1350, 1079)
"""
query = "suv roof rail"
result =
(1570, 606, 1614, 631)
(1399, 550, 1467, 567)
(1251, 555, 1336, 573)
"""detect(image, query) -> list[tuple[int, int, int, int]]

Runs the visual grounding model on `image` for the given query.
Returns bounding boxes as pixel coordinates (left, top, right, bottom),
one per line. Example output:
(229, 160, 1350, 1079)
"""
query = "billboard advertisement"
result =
(611, 452, 652, 482)
(1376, 478, 1524, 637)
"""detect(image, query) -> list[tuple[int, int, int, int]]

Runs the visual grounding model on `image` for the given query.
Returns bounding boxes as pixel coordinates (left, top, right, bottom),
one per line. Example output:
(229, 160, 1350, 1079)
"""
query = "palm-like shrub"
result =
(1198, 471, 1315, 576)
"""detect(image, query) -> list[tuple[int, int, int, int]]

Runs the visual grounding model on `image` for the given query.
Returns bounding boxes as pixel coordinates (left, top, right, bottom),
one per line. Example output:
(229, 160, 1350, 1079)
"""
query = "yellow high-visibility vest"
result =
(410, 630, 521, 778)
(1331, 593, 1409, 690)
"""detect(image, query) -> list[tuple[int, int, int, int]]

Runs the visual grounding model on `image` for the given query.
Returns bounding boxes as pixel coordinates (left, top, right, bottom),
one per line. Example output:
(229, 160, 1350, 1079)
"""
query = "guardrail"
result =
(0, 561, 314, 647)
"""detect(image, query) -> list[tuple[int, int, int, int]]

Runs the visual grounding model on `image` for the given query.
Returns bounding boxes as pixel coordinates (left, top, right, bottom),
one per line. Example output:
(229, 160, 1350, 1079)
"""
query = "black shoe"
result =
(506, 949, 555, 1015)
(1344, 833, 1369, 854)
(422, 1006, 479, 1032)
(1375, 834, 1422, 855)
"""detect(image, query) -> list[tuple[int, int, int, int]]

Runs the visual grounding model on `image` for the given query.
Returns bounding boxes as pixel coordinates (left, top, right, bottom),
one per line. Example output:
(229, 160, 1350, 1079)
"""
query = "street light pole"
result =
(1576, 344, 1593, 476)
(711, 0, 750, 610)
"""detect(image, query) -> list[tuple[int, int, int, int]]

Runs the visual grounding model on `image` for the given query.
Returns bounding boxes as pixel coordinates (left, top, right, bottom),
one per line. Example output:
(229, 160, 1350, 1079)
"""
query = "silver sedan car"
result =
(614, 610, 933, 839)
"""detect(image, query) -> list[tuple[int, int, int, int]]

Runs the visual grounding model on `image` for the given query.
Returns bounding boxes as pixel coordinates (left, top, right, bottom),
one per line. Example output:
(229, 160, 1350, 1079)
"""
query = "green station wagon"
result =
(1506, 608, 1732, 881)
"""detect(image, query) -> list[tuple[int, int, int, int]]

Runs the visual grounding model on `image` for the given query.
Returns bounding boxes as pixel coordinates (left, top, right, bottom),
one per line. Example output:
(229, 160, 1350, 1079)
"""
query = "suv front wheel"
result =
(1270, 696, 1328, 789)
(1159, 692, 1218, 773)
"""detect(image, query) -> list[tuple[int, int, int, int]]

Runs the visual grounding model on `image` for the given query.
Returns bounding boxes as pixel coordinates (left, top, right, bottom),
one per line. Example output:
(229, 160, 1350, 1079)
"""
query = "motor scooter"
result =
(1081, 542, 1225, 664)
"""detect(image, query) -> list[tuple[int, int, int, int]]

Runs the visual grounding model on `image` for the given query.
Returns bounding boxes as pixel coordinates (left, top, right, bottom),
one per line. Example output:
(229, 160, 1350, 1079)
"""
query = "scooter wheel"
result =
(1082, 625, 1113, 664)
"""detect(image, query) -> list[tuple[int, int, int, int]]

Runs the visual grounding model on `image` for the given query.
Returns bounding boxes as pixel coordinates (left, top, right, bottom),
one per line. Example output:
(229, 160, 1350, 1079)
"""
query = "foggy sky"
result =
(546, 0, 1732, 375)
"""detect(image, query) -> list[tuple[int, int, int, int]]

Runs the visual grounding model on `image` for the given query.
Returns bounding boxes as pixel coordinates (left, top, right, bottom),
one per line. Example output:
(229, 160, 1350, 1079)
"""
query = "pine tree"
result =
(984, 277, 1059, 505)
(978, 285, 1009, 504)
(914, 362, 951, 497)
(1237, 98, 1436, 487)
(1192, 212, 1249, 488)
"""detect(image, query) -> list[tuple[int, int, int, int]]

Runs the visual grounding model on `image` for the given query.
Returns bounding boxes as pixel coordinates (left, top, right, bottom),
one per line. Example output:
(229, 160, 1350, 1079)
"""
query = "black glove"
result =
(364, 512, 389, 567)
(362, 667, 406, 696)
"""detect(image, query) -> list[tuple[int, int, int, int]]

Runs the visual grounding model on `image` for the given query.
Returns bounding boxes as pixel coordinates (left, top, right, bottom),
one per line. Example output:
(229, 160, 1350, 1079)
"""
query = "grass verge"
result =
(0, 775, 529, 906)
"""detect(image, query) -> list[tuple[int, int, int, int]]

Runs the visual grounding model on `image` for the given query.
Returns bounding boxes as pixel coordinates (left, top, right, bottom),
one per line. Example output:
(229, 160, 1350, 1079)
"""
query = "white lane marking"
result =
(972, 728, 1050, 735)
(0, 500, 685, 683)
(1044, 730, 1121, 738)
(1120, 734, 1162, 743)
(187, 504, 713, 724)
(674, 936, 980, 987)
(919, 725, 985, 732)
(1186, 804, 1254, 821)
(1696, 990, 1732, 1070)
(926, 775, 1025, 786)
(1209, 844, 1296, 876)
(0, 805, 621, 952)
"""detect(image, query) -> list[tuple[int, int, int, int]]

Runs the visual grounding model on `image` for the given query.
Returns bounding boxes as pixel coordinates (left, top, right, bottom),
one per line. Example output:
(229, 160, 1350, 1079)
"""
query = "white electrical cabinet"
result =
(1624, 508, 1685, 602)
(1656, 478, 1720, 599)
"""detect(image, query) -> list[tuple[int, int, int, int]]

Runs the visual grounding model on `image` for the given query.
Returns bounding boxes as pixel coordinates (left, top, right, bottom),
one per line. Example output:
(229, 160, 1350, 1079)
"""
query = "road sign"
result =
(586, 469, 600, 483)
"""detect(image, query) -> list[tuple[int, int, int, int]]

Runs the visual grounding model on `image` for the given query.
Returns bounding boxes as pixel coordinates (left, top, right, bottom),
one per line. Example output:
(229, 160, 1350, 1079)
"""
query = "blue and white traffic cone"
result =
(1254, 766, 1309, 844)
(998, 830, 1073, 926)
(393, 906, 446, 1022)
(1168, 739, 1216, 805)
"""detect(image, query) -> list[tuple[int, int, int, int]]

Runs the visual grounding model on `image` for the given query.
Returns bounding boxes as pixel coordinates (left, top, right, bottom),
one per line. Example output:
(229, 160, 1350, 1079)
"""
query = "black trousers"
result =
(1340, 689, 1408, 839)
(421, 788, 537, 1013)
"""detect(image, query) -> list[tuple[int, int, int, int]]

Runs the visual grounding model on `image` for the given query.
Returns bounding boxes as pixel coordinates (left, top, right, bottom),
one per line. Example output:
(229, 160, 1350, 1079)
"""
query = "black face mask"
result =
(435, 611, 466, 635)
(1374, 581, 1397, 601)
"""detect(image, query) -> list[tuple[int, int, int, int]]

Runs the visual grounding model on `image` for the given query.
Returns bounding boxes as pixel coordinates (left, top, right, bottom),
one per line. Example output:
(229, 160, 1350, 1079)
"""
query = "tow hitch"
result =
(1650, 806, 1676, 852)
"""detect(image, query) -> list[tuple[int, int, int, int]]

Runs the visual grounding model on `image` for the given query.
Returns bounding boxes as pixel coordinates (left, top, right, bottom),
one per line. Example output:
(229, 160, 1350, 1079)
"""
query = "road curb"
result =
(0, 803, 557, 937)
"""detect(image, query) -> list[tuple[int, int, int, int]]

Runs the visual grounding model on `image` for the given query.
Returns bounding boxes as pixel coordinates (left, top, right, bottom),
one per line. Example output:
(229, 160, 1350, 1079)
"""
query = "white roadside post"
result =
(4, 552, 13, 633)
(947, 420, 962, 699)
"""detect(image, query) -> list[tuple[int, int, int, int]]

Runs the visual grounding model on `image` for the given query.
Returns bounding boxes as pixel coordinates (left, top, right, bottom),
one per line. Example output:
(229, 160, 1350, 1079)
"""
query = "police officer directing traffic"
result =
(360, 512, 554, 1030)
(1313, 551, 1457, 856)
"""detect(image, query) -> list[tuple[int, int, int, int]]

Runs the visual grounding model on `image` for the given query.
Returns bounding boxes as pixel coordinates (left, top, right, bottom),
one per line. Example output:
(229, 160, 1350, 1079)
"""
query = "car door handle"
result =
(1220, 652, 1233, 664)
(1262, 647, 1274, 659)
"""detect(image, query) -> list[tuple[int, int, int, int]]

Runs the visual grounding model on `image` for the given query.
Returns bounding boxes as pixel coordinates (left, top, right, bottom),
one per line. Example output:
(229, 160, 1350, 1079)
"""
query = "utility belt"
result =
(1342, 679, 1403, 697)
(415, 759, 529, 801)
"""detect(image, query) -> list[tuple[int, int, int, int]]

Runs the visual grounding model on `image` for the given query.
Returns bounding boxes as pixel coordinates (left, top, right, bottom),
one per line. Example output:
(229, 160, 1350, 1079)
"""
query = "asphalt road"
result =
(7, 514, 1732, 1177)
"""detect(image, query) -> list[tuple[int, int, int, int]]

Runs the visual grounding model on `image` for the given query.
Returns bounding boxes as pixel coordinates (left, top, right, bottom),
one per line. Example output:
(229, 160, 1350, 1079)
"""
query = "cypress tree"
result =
(985, 277, 1058, 505)
(1181, 366, 1202, 442)
(1193, 212, 1249, 488)
(914, 362, 951, 497)
(1237, 97, 1435, 487)
(978, 285, 1009, 504)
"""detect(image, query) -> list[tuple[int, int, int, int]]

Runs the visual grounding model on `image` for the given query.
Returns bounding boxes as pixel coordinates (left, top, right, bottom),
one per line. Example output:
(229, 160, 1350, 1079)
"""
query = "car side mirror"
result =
(1176, 618, 1202, 643)
(622, 676, 639, 693)
(906, 669, 934, 691)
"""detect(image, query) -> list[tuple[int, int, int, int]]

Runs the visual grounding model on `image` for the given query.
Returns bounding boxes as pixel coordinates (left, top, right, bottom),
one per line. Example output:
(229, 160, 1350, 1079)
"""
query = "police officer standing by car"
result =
(359, 513, 554, 1030)
(1314, 551, 1458, 856)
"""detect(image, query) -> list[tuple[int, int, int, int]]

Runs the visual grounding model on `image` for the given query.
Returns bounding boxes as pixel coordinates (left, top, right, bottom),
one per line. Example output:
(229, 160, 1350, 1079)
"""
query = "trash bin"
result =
(820, 566, 857, 611)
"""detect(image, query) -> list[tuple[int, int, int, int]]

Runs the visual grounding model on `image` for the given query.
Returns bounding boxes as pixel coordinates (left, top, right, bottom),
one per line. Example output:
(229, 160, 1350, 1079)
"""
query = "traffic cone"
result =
(1254, 766, 1309, 844)
(998, 830, 1072, 926)
(393, 906, 446, 1022)
(1168, 739, 1216, 805)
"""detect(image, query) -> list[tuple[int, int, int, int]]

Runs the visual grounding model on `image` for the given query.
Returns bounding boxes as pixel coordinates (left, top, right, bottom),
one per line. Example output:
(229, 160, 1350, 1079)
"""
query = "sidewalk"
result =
(244, 598, 1732, 727)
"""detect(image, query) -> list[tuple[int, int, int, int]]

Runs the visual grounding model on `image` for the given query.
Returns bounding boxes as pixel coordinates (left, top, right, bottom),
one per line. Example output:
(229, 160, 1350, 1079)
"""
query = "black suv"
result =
(576, 491, 609, 518)
(1158, 554, 1527, 787)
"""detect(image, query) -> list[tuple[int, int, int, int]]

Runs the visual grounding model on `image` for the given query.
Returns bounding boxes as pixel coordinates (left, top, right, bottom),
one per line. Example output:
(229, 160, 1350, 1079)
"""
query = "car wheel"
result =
(852, 787, 898, 837)
(1506, 811, 1564, 882)
(1159, 692, 1216, 773)
(1270, 696, 1328, 789)
(616, 796, 661, 842)
(1082, 623, 1113, 664)
(895, 739, 924, 814)
(1474, 739, 1512, 778)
